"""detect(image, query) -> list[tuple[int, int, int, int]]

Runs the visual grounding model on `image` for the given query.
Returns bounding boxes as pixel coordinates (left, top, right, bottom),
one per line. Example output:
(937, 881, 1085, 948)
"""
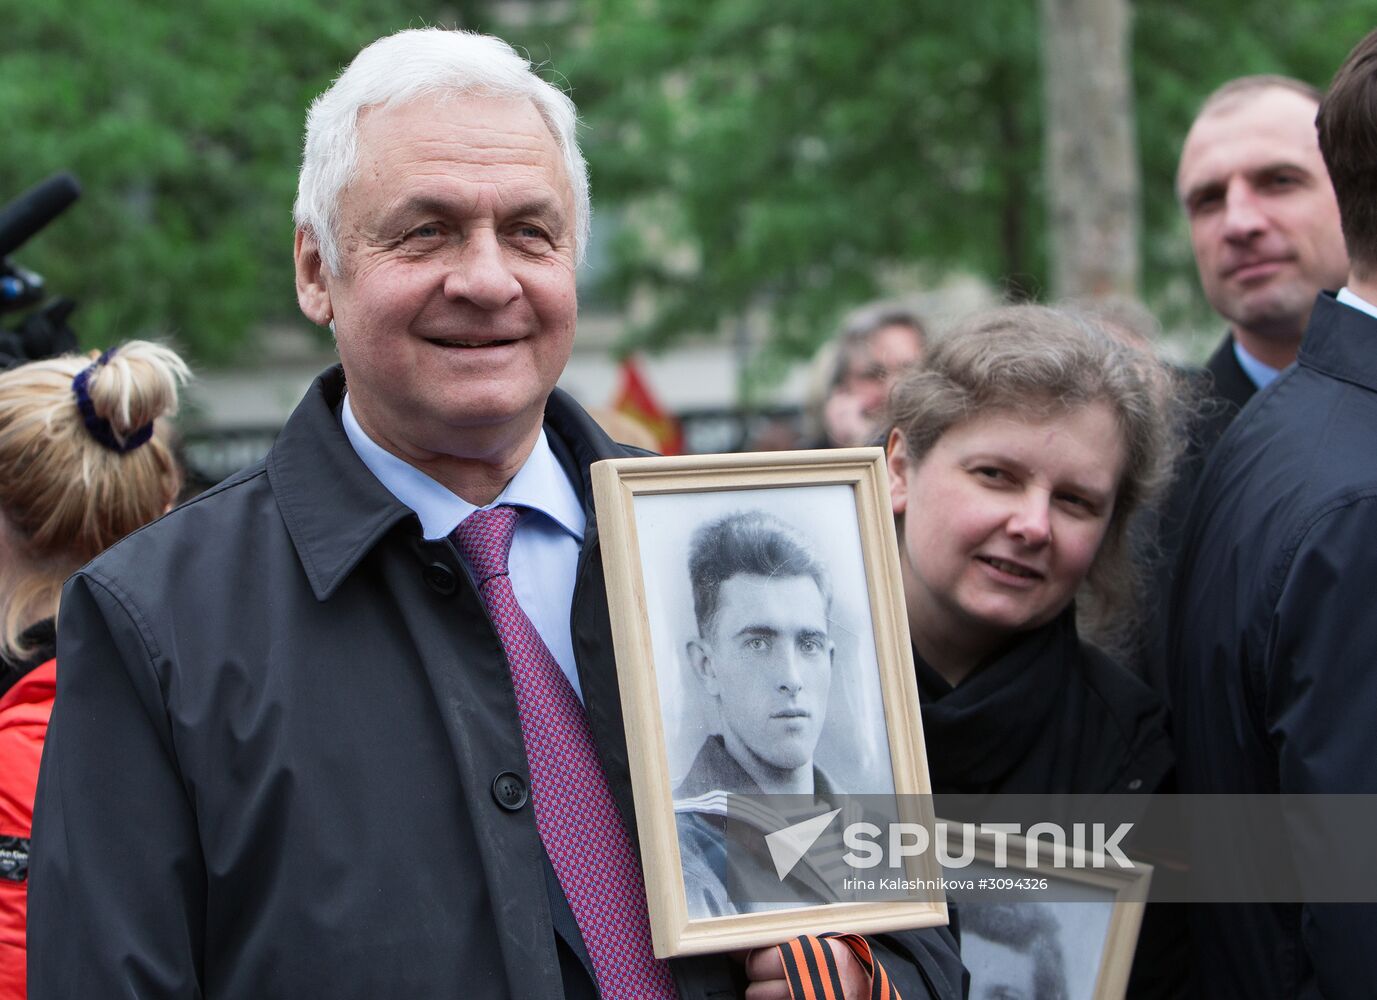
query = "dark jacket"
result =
(1195, 334, 1261, 447)
(1169, 293, 1377, 998)
(916, 611, 1173, 797)
(916, 611, 1186, 999)
(29, 367, 964, 1000)
(1134, 334, 1258, 699)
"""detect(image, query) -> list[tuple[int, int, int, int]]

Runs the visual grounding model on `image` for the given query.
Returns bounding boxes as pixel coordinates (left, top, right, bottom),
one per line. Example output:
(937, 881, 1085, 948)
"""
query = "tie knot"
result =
(453, 505, 521, 584)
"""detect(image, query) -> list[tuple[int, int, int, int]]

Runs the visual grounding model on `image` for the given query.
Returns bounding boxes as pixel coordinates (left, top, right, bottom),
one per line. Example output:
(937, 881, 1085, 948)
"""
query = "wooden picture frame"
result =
(941, 824, 1154, 1000)
(592, 448, 947, 958)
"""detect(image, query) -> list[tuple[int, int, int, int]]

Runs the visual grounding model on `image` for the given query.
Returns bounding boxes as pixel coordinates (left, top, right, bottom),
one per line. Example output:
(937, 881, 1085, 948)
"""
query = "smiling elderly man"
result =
(26, 28, 963, 1000)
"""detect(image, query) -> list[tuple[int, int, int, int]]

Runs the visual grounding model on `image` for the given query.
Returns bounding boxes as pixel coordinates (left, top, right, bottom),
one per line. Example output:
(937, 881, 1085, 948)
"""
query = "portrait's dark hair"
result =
(960, 902, 1069, 1000)
(1317, 29, 1377, 280)
(887, 304, 1184, 655)
(688, 509, 832, 638)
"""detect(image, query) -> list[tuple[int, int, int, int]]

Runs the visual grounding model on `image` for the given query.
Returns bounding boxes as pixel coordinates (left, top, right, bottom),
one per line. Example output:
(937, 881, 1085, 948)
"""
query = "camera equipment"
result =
(0, 173, 82, 369)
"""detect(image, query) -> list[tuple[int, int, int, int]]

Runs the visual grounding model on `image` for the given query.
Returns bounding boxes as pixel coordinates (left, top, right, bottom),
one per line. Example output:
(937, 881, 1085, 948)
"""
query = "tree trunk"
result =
(1040, 0, 1140, 300)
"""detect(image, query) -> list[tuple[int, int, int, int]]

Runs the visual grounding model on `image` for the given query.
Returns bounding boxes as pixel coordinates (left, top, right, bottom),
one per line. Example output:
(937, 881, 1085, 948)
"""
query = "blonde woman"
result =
(0, 342, 188, 998)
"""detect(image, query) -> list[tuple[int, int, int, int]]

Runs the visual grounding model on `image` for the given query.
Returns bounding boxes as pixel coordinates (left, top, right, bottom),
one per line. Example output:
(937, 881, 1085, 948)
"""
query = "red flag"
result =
(611, 356, 683, 455)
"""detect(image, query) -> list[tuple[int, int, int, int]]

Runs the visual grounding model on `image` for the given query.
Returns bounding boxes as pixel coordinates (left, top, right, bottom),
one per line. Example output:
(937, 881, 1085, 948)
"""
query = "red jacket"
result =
(0, 657, 56, 1000)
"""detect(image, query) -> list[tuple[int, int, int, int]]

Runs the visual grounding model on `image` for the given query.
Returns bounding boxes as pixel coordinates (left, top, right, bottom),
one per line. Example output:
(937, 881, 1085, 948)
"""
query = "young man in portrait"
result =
(673, 509, 842, 917)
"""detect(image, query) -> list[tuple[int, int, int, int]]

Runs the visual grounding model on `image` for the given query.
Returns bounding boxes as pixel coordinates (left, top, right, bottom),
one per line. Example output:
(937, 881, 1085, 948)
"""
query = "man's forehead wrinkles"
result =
(367, 143, 558, 178)
(382, 186, 564, 216)
(406, 130, 554, 159)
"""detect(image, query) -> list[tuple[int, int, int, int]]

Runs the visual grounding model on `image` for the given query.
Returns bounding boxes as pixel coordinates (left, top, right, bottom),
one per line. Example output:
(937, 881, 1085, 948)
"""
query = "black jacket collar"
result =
(1204, 332, 1260, 412)
(1300, 291, 1377, 393)
(915, 614, 1068, 792)
(265, 365, 630, 601)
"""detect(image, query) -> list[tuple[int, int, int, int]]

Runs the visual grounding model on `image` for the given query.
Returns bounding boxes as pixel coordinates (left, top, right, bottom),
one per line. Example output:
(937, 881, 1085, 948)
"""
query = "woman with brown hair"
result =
(0, 342, 189, 998)
(886, 304, 1180, 795)
(886, 304, 1188, 997)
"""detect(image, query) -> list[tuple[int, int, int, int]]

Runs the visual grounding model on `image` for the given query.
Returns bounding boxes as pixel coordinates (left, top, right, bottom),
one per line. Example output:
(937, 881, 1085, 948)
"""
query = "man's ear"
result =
(886, 428, 910, 515)
(686, 639, 722, 699)
(294, 228, 334, 327)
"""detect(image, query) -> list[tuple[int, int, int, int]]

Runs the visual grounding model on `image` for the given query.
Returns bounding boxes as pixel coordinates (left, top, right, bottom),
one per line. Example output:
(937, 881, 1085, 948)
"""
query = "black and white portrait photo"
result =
(631, 487, 894, 918)
(635, 487, 895, 798)
(958, 899, 1114, 1000)
(592, 450, 945, 954)
(947, 849, 1142, 1000)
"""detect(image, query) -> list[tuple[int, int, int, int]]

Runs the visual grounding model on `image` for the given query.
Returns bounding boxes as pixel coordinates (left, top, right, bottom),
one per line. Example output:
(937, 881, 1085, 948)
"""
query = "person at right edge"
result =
(1169, 29, 1377, 998)
(0, 342, 188, 1000)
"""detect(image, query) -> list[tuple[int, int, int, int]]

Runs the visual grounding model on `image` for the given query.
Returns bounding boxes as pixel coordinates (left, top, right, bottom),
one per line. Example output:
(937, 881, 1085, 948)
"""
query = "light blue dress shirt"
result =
(1232, 337, 1283, 391)
(341, 395, 588, 701)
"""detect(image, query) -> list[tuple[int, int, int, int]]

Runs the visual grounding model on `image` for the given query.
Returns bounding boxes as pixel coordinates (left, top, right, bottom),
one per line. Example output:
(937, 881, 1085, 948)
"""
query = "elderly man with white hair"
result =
(26, 29, 963, 1000)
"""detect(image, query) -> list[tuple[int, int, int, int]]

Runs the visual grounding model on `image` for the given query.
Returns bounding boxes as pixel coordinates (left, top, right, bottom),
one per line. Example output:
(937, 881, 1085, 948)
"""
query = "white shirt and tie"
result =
(341, 393, 588, 701)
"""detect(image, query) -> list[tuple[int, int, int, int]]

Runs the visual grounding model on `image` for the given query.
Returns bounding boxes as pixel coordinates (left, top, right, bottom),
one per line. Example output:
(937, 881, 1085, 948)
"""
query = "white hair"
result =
(293, 28, 590, 274)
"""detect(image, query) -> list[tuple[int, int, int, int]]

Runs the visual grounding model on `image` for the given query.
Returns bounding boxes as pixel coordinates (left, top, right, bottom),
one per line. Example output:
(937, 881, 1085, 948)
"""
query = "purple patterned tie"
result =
(454, 506, 677, 999)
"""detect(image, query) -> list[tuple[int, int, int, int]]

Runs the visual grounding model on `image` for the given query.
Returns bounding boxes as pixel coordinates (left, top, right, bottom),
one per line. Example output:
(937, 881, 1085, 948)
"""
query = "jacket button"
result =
(423, 563, 457, 595)
(492, 771, 528, 811)
(1127, 778, 1143, 791)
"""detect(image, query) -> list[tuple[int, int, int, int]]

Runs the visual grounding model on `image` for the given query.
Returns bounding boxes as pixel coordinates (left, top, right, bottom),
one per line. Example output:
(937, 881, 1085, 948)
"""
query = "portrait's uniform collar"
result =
(1301, 292, 1377, 394)
(674, 734, 837, 803)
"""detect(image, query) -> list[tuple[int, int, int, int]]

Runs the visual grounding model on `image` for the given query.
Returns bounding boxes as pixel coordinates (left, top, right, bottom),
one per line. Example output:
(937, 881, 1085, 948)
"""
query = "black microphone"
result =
(0, 173, 82, 259)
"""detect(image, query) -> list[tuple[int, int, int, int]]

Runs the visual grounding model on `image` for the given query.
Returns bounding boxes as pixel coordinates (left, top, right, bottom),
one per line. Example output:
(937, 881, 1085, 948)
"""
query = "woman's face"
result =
(887, 402, 1128, 655)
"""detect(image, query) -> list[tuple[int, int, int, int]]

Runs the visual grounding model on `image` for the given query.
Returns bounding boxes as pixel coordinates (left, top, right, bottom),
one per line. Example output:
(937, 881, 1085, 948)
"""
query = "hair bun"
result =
(82, 341, 191, 440)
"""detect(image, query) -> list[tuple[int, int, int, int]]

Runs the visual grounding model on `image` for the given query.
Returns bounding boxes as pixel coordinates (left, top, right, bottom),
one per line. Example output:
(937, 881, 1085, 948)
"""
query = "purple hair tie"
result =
(71, 347, 155, 454)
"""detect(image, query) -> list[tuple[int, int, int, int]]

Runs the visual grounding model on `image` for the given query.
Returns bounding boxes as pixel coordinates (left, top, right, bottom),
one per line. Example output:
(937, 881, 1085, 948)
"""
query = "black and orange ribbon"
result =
(775, 933, 899, 1000)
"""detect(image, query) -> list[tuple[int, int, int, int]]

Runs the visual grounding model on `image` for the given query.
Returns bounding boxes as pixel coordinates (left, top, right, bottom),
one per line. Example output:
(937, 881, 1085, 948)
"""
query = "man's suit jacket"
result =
(1197, 333, 1261, 446)
(1135, 333, 1258, 698)
(28, 367, 963, 999)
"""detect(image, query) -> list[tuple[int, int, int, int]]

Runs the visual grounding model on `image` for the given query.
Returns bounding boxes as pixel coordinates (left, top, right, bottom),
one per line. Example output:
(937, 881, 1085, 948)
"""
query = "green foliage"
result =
(0, 1, 469, 362)
(3, 1, 1372, 370)
(537, 0, 1047, 379)
(531, 0, 1377, 376)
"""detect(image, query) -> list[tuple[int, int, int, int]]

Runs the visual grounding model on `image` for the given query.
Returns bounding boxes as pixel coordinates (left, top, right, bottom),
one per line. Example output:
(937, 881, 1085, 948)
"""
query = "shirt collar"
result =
(342, 393, 585, 543)
(1232, 337, 1283, 391)
(1337, 286, 1377, 322)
